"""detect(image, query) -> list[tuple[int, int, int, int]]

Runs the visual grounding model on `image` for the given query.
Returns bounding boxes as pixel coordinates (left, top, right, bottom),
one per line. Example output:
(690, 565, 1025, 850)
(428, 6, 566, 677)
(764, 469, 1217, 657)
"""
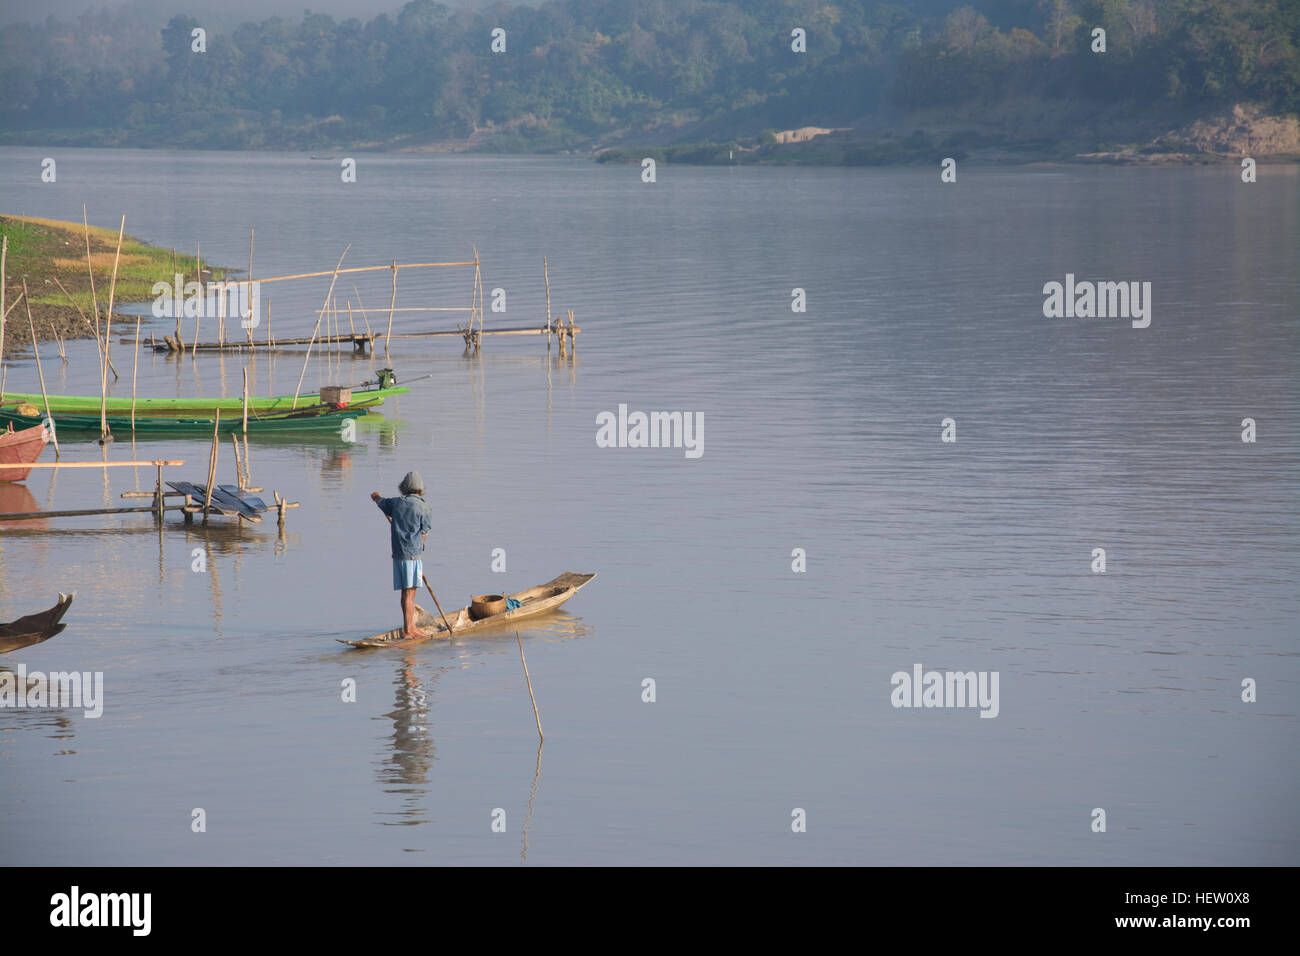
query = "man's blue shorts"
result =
(393, 559, 422, 591)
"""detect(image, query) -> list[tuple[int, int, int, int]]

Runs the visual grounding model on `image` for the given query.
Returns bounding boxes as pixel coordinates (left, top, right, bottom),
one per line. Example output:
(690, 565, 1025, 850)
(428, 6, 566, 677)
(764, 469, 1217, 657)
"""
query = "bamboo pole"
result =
(82, 206, 100, 365)
(192, 244, 202, 358)
(517, 632, 543, 743)
(201, 410, 220, 522)
(252, 261, 476, 285)
(292, 246, 349, 408)
(131, 315, 141, 429)
(0, 504, 193, 521)
(384, 260, 397, 356)
(473, 245, 482, 336)
(0, 459, 184, 470)
(544, 256, 551, 338)
(21, 279, 59, 456)
(242, 368, 249, 437)
(353, 287, 374, 340)
(99, 215, 126, 441)
(318, 305, 472, 314)
(217, 277, 225, 347)
(246, 228, 255, 351)
(346, 301, 356, 340)
(172, 248, 182, 348)
(230, 433, 243, 490)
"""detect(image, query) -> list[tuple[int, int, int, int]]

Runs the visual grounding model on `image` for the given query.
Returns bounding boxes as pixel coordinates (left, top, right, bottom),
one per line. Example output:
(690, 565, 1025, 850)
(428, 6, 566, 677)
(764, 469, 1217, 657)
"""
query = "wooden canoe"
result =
(0, 592, 74, 654)
(340, 572, 596, 648)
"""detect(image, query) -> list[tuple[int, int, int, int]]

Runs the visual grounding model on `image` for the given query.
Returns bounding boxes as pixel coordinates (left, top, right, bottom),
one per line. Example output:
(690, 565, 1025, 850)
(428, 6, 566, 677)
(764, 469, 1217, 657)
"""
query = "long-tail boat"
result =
(340, 572, 596, 648)
(0, 593, 74, 654)
(0, 383, 408, 417)
(0, 400, 380, 436)
(0, 421, 51, 482)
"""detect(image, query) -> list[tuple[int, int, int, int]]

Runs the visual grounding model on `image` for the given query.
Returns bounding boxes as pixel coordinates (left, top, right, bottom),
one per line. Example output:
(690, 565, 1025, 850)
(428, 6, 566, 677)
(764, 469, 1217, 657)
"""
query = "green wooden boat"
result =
(0, 401, 379, 436)
(0, 384, 408, 417)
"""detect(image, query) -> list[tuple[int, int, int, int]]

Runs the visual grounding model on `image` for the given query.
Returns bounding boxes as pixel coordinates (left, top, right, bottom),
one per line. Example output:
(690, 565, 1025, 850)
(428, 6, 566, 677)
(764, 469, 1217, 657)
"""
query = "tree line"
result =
(0, 0, 1295, 151)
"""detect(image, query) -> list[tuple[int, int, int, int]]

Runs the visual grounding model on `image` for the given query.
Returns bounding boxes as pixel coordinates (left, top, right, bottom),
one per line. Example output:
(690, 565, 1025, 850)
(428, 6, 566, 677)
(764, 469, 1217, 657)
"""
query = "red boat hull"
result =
(0, 422, 50, 482)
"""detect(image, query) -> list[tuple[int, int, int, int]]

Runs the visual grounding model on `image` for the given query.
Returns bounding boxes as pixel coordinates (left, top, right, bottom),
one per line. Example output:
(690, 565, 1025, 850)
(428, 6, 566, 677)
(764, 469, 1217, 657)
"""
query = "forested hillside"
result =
(1, 0, 1296, 157)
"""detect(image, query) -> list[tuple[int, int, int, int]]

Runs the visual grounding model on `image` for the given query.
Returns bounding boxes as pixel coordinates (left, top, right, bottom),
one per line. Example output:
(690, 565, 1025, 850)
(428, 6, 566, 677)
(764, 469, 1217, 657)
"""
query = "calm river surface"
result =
(1, 150, 1296, 865)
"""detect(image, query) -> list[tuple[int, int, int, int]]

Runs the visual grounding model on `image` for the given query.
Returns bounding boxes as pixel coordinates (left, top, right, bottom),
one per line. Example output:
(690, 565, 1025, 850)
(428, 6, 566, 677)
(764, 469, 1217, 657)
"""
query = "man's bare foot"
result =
(401, 628, 426, 639)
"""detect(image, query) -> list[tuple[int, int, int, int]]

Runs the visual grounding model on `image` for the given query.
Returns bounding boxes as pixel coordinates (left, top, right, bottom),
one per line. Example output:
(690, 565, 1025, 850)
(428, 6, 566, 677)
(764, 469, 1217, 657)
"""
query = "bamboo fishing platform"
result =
(117, 251, 581, 357)
(141, 318, 581, 355)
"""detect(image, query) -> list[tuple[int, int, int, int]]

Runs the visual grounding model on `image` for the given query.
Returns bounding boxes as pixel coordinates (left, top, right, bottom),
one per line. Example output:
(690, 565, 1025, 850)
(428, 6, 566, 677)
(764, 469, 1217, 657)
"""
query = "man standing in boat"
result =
(371, 472, 433, 638)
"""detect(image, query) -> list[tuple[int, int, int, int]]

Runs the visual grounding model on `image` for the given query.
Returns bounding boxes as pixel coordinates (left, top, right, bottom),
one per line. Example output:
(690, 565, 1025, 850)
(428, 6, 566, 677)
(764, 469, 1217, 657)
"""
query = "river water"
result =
(1, 150, 1296, 865)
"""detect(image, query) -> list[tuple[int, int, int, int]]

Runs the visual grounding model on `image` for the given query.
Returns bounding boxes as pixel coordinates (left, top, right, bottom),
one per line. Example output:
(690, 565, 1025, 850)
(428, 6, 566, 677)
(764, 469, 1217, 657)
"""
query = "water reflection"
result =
(0, 667, 78, 753)
(374, 651, 441, 827)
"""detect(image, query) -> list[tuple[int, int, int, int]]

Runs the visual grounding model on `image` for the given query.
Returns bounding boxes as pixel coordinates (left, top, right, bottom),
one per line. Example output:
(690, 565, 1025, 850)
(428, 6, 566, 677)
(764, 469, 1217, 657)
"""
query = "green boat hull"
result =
(0, 385, 408, 417)
(0, 404, 377, 436)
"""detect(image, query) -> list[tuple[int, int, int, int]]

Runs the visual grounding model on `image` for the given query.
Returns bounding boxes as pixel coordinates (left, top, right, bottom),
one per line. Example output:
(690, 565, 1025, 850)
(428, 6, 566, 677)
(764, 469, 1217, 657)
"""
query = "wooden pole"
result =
(82, 206, 100, 365)
(292, 246, 349, 408)
(230, 433, 243, 490)
(353, 287, 374, 340)
(172, 248, 182, 348)
(242, 368, 249, 437)
(420, 574, 456, 637)
(192, 244, 201, 358)
(131, 315, 141, 429)
(517, 631, 543, 743)
(544, 256, 551, 339)
(201, 410, 219, 522)
(99, 215, 126, 440)
(250, 261, 476, 285)
(0, 459, 185, 470)
(384, 260, 397, 356)
(21, 279, 59, 456)
(246, 228, 255, 351)
(216, 278, 225, 347)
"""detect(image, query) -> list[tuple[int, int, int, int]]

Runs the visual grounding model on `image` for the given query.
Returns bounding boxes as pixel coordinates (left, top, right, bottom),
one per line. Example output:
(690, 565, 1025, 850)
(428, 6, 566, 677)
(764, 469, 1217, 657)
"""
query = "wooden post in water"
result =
(131, 315, 141, 429)
(544, 256, 551, 346)
(172, 248, 182, 348)
(230, 433, 243, 490)
(21, 280, 60, 456)
(82, 206, 101, 372)
(246, 228, 255, 351)
(99, 215, 126, 442)
(384, 260, 397, 357)
(517, 632, 543, 743)
(202, 410, 220, 523)
(192, 244, 202, 359)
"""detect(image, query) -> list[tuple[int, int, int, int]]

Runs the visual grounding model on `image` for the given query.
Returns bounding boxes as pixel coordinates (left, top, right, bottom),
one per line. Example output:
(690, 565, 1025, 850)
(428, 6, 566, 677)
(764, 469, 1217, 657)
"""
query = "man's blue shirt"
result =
(377, 494, 433, 559)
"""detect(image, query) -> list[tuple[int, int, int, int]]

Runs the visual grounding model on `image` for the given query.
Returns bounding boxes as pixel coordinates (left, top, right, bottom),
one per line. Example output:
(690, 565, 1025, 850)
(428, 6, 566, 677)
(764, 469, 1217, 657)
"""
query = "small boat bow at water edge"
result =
(0, 593, 75, 654)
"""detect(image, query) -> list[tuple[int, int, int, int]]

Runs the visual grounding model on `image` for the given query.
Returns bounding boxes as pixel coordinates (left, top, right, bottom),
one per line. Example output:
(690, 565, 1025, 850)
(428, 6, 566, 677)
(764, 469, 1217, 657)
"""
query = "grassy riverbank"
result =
(0, 215, 222, 357)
